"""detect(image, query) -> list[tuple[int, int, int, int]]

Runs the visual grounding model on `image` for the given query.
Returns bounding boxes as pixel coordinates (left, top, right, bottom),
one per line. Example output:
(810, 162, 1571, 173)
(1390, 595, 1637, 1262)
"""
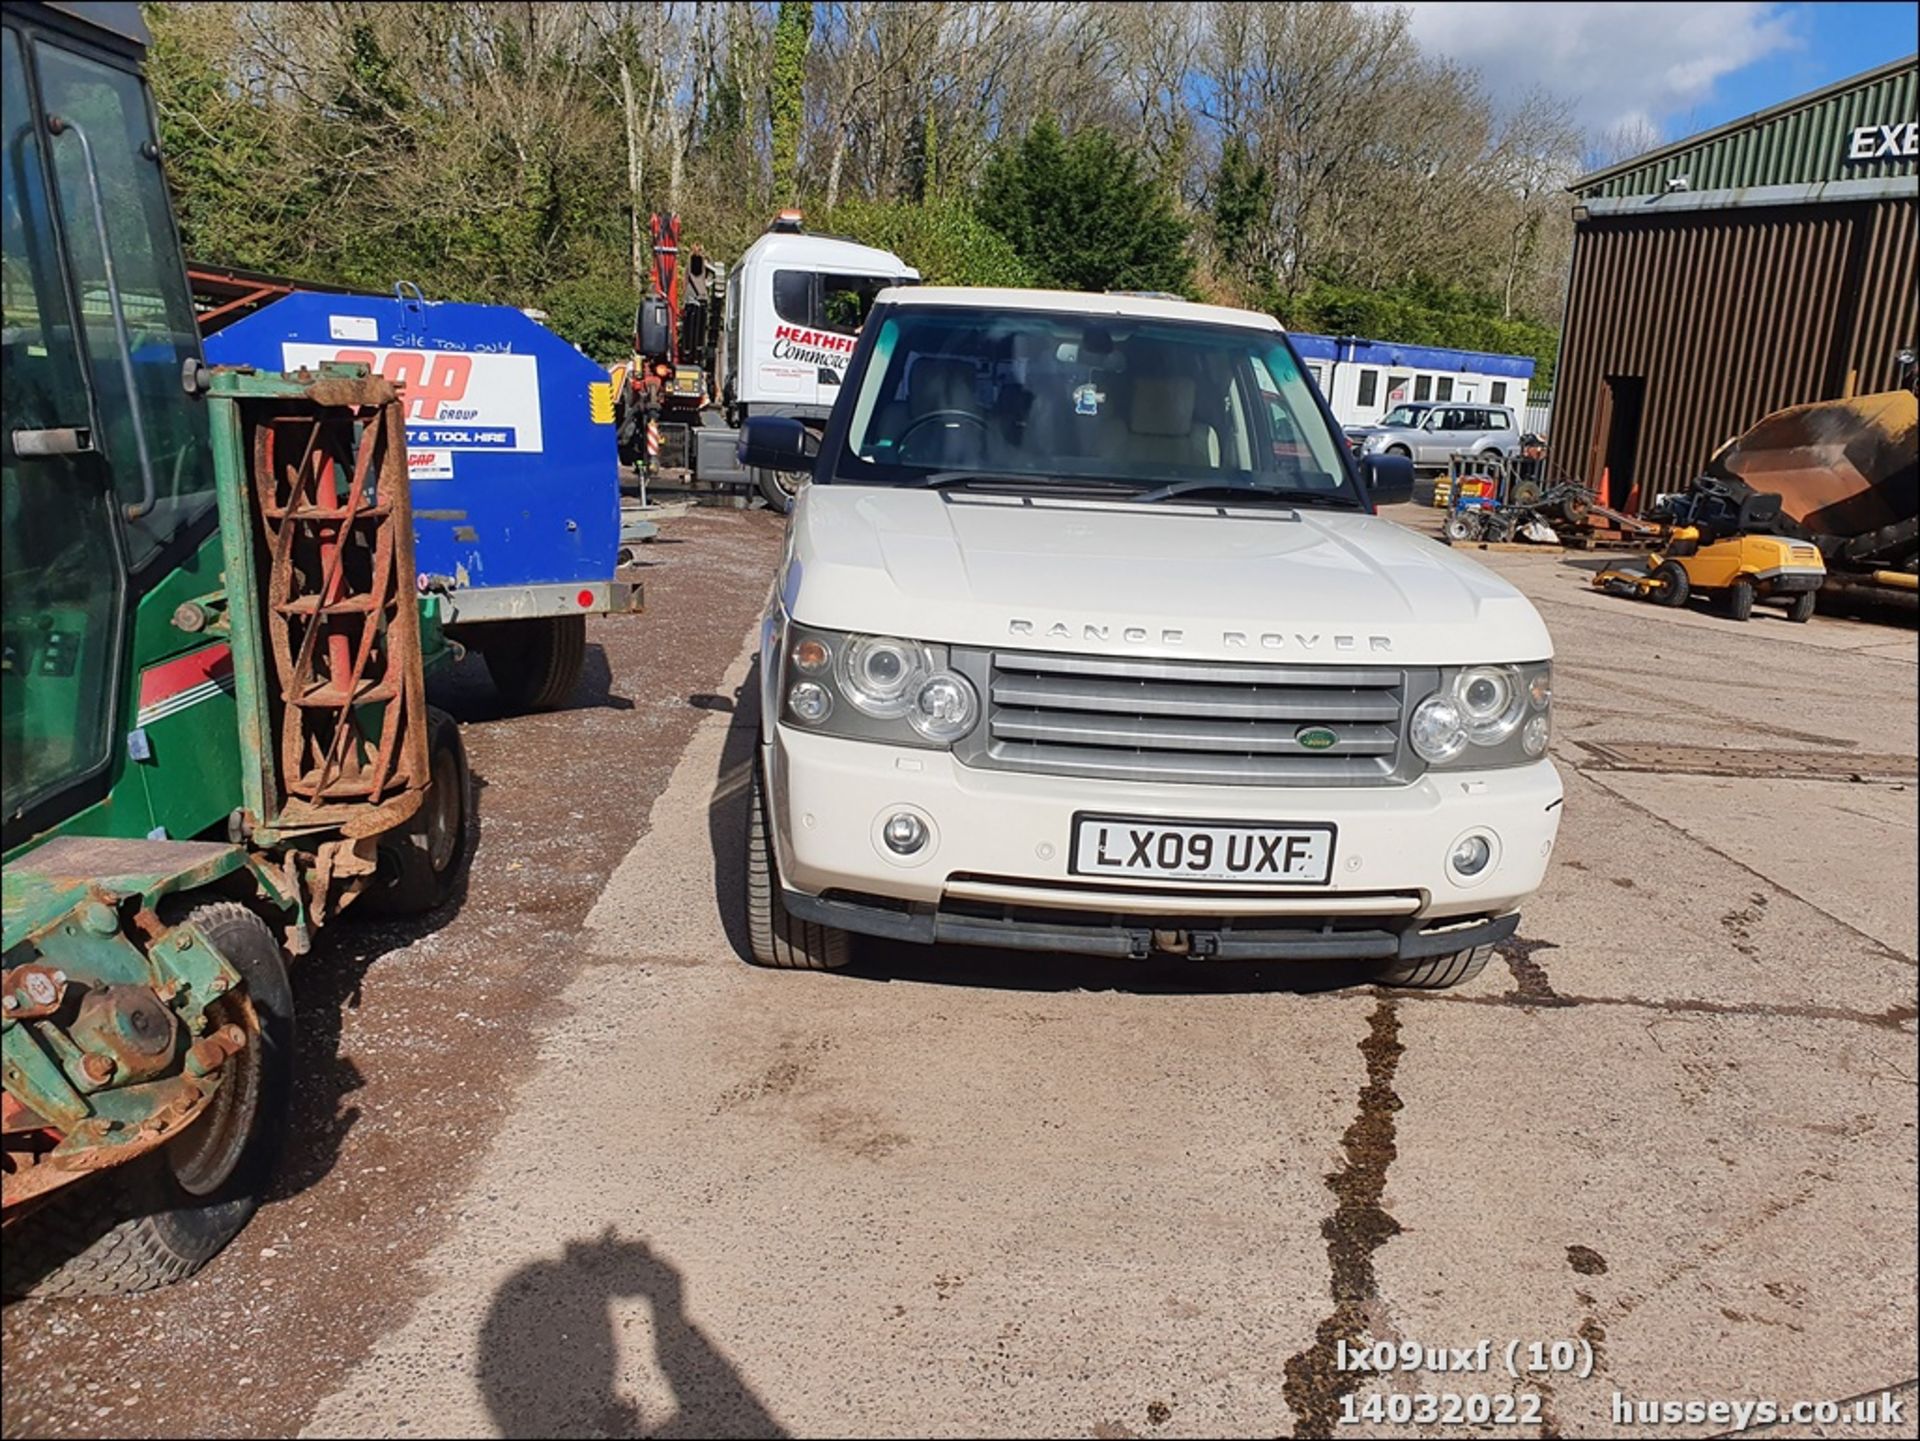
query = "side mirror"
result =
(1361, 451, 1414, 507)
(738, 416, 817, 474)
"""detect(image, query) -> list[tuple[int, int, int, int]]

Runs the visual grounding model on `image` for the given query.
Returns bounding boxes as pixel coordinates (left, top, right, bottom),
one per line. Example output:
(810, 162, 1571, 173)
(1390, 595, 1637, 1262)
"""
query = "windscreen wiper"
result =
(1131, 479, 1361, 508)
(900, 470, 1140, 491)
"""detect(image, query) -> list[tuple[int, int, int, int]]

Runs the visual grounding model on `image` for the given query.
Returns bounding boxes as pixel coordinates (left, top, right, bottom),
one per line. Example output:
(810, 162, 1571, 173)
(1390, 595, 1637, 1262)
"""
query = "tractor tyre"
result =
(1786, 589, 1817, 623)
(1725, 576, 1756, 622)
(1442, 512, 1479, 543)
(480, 614, 587, 711)
(1372, 944, 1495, 990)
(366, 707, 472, 917)
(1, 904, 294, 1298)
(1654, 560, 1690, 607)
(745, 759, 849, 970)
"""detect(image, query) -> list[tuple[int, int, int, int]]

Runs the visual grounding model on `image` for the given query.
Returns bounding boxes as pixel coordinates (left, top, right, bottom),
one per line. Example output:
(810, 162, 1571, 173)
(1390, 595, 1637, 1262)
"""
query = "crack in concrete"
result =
(1575, 767, 1918, 967)
(1405, 985, 1917, 1035)
(1281, 998, 1405, 1439)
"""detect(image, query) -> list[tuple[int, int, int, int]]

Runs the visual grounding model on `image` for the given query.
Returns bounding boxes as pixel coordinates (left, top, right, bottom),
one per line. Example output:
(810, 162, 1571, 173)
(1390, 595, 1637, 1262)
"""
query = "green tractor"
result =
(2, 1, 469, 1295)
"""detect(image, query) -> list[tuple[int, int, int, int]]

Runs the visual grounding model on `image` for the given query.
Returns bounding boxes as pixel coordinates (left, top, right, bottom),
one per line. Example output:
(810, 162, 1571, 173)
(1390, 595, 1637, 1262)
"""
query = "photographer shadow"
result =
(478, 1229, 785, 1439)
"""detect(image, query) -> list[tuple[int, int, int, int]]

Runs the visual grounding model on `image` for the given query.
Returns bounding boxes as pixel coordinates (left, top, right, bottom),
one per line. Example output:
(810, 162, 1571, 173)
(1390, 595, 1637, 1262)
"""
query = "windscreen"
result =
(838, 306, 1351, 493)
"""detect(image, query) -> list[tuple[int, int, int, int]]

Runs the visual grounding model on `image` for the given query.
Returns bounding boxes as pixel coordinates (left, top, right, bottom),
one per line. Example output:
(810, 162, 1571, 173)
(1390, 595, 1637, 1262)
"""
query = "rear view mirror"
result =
(1361, 451, 1415, 507)
(738, 416, 817, 474)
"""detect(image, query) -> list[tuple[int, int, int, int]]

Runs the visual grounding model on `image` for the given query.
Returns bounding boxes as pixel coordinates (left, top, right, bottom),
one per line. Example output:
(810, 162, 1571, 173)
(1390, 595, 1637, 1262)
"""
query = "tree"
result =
(1209, 136, 1270, 288)
(978, 119, 1193, 294)
(769, 1, 813, 204)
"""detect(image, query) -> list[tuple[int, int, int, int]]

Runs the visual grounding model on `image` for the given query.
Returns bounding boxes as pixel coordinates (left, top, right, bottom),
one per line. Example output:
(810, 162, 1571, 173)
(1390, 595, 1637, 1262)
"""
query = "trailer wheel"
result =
(366, 707, 472, 916)
(1786, 589, 1816, 623)
(1725, 575, 1756, 621)
(745, 759, 849, 970)
(1654, 560, 1690, 607)
(480, 614, 587, 711)
(2, 904, 293, 1298)
(1372, 944, 1495, 990)
(754, 465, 802, 514)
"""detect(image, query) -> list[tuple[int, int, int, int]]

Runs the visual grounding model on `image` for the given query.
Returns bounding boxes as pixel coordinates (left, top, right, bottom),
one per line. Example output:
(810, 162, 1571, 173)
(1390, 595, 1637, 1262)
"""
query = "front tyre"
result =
(1371, 944, 1495, 990)
(1442, 512, 1479, 543)
(1653, 560, 1690, 607)
(2, 904, 294, 1297)
(745, 760, 849, 970)
(1786, 588, 1816, 623)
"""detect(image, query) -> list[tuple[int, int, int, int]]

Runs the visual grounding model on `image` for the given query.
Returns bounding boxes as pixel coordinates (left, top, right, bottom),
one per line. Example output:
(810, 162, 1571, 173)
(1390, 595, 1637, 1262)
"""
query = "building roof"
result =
(1290, 331, 1535, 380)
(872, 286, 1285, 331)
(1572, 55, 1917, 200)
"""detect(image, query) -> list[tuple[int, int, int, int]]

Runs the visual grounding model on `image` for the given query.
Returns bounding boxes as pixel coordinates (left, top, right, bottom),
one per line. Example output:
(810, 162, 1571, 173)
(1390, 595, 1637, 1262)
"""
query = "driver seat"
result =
(873, 357, 980, 463)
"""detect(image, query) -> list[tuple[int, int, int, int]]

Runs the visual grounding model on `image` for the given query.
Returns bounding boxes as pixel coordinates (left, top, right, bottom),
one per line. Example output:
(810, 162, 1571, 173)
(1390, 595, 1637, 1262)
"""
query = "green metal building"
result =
(1553, 56, 1917, 508)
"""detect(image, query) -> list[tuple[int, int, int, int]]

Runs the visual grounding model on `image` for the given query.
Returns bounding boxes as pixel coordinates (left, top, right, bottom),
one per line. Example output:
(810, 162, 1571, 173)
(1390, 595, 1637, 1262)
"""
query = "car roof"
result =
(874, 286, 1286, 332)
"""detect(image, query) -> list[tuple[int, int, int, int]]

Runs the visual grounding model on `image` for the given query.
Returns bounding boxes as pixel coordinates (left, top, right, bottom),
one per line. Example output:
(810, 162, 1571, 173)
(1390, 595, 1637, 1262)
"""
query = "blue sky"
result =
(1393, 2, 1917, 142)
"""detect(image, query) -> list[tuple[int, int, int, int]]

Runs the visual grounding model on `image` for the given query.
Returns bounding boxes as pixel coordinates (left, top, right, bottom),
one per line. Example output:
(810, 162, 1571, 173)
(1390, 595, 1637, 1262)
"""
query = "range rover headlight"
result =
(1415, 662, 1551, 768)
(1411, 694, 1469, 763)
(837, 635, 933, 719)
(908, 671, 978, 742)
(779, 621, 979, 749)
(1453, 664, 1527, 743)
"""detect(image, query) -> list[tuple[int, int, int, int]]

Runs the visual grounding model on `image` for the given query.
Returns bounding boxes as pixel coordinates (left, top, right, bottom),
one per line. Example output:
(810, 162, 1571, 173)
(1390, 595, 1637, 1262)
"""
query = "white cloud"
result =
(1385, 1, 1805, 139)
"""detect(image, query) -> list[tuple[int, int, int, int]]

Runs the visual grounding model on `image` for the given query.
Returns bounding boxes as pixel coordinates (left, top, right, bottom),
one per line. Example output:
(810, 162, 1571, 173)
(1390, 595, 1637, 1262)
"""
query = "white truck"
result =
(739, 288, 1562, 988)
(624, 214, 919, 511)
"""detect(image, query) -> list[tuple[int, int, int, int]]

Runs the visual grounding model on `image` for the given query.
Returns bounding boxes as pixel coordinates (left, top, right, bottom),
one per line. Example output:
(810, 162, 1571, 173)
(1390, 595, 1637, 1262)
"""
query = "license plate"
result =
(1069, 814, 1335, 886)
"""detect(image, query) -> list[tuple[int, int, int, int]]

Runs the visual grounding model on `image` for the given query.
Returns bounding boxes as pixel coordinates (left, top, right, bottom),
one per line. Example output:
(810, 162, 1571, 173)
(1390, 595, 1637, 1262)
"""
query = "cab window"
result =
(2, 26, 124, 826)
(35, 37, 212, 570)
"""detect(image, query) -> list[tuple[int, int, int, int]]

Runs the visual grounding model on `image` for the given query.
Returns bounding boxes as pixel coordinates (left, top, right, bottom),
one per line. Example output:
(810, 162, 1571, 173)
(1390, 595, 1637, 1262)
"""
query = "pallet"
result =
(1562, 532, 1651, 552)
(1446, 540, 1562, 553)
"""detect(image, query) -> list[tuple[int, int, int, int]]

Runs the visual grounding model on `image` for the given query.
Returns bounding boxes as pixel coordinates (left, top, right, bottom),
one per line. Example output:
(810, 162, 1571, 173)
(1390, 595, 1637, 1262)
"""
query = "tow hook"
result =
(1149, 930, 1220, 958)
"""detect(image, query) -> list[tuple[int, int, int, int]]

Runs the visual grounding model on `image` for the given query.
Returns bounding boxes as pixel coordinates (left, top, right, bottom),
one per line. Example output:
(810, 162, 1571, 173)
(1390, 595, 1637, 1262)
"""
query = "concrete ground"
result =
(4, 506, 1915, 1439)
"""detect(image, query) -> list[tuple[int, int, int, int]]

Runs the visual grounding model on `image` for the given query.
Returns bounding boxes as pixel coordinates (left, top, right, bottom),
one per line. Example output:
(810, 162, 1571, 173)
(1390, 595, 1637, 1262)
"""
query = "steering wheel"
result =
(895, 409, 989, 463)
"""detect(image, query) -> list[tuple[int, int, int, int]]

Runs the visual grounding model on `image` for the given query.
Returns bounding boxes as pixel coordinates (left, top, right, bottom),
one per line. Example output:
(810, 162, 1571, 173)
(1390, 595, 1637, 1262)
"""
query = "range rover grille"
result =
(951, 649, 1423, 786)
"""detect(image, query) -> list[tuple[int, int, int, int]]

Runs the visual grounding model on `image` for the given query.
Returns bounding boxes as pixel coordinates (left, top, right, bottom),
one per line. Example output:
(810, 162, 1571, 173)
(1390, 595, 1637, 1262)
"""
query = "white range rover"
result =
(738, 288, 1562, 988)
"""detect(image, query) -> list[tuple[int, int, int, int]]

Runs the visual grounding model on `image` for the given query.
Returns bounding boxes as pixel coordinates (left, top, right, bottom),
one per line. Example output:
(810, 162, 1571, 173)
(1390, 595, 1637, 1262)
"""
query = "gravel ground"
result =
(0, 507, 787, 1439)
(3, 504, 1914, 1440)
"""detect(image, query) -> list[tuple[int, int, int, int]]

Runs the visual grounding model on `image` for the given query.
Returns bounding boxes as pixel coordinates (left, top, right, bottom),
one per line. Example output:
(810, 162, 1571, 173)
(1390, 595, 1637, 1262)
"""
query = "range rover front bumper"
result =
(766, 726, 1563, 957)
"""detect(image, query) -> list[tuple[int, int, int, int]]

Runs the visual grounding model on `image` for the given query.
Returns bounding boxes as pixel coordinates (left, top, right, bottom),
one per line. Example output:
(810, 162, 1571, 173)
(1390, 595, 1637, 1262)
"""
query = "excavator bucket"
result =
(1706, 390, 1918, 569)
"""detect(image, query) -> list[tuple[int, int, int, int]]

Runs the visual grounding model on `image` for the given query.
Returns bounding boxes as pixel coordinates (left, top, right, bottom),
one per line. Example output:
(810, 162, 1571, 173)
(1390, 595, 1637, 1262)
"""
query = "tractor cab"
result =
(3, 2, 219, 846)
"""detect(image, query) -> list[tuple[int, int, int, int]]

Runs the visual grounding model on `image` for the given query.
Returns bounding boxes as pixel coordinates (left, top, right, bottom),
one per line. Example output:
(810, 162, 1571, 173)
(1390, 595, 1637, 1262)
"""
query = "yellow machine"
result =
(1594, 479, 1827, 621)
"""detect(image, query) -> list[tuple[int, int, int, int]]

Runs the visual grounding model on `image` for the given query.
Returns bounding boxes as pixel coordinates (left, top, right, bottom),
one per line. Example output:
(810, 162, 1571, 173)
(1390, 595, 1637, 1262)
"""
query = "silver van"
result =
(1347, 403, 1521, 468)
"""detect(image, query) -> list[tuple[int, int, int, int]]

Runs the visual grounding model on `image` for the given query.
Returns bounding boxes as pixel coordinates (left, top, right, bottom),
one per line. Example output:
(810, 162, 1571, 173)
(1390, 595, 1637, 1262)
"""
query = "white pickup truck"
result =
(740, 288, 1561, 988)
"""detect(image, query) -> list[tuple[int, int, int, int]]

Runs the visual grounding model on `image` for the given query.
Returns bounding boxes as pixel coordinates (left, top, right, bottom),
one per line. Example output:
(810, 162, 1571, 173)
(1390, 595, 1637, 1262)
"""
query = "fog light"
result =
(883, 812, 928, 855)
(1450, 834, 1493, 877)
(787, 680, 832, 724)
(1522, 713, 1550, 757)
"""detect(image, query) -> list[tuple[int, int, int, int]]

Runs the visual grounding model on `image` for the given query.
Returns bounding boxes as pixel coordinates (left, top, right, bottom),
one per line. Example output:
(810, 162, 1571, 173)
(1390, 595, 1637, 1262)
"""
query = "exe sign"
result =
(333, 349, 475, 422)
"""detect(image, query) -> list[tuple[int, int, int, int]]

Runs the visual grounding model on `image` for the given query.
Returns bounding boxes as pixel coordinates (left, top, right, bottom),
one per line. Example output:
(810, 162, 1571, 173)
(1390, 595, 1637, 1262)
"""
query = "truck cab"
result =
(721, 222, 917, 509)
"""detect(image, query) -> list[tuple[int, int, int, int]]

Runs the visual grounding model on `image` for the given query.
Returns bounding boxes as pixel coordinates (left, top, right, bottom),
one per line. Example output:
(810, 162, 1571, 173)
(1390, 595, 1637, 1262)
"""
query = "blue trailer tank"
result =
(205, 290, 633, 709)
